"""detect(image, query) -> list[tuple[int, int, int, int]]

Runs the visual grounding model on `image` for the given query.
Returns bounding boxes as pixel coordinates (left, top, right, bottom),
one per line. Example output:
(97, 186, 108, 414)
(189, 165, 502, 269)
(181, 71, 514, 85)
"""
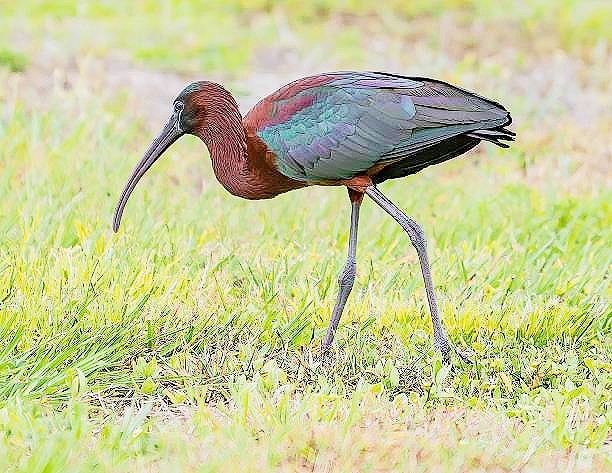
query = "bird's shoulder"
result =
(243, 72, 428, 132)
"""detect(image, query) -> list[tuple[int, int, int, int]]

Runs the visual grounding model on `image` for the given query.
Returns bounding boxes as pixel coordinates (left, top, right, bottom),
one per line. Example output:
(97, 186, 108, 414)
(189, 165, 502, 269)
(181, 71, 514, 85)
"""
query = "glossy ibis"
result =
(113, 71, 514, 364)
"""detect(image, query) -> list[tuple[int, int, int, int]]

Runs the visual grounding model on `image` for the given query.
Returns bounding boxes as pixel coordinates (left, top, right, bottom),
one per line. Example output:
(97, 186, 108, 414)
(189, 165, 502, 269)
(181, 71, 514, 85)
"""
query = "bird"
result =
(112, 71, 514, 364)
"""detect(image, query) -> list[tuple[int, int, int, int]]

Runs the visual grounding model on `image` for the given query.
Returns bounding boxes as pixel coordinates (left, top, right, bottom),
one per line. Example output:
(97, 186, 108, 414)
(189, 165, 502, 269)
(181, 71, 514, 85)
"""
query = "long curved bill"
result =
(112, 118, 183, 232)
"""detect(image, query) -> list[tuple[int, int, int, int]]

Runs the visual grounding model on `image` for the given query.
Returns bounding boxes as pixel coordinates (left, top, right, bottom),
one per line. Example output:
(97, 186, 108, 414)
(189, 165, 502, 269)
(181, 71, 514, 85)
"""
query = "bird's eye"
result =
(174, 101, 184, 113)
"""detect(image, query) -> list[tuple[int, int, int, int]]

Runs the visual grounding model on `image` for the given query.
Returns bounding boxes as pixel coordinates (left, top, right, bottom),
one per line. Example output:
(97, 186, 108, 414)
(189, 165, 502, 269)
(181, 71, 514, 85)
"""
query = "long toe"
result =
(454, 345, 474, 365)
(435, 337, 473, 365)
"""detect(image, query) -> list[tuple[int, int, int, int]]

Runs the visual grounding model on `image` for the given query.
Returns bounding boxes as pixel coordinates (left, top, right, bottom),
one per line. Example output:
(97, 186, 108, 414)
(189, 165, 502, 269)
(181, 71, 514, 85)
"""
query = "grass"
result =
(0, 47, 27, 72)
(0, 1, 611, 471)
(2, 0, 611, 75)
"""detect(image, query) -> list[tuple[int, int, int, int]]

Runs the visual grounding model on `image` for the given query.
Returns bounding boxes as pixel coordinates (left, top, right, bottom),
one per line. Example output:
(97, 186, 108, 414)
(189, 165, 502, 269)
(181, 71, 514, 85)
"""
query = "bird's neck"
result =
(197, 97, 306, 200)
(193, 93, 251, 197)
(204, 123, 250, 198)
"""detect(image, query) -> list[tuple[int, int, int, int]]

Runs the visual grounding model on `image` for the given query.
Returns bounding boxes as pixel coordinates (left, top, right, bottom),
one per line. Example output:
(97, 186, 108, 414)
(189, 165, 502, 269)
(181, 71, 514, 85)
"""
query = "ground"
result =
(0, 1, 611, 472)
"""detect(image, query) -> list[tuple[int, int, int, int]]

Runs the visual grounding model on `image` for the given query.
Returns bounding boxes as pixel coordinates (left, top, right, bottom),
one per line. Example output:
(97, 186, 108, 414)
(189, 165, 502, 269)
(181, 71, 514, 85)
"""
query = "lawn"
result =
(0, 1, 610, 471)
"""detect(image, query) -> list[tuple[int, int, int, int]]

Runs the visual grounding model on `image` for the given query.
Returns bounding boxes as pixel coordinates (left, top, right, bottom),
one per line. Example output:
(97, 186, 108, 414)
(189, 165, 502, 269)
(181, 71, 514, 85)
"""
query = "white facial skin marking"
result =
(174, 101, 184, 132)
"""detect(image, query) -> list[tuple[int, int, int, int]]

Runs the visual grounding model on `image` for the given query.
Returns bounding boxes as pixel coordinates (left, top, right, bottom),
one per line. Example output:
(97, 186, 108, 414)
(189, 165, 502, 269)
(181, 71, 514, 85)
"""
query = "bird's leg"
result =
(364, 185, 471, 365)
(322, 192, 361, 351)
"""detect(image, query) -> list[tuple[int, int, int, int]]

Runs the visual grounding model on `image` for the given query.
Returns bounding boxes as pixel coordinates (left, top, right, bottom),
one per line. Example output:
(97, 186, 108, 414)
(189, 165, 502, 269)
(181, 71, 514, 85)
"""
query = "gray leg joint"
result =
(397, 214, 427, 249)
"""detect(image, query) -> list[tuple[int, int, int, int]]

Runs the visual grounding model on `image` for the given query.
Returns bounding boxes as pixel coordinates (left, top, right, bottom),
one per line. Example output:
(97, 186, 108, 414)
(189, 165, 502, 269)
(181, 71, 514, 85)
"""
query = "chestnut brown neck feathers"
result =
(190, 84, 306, 200)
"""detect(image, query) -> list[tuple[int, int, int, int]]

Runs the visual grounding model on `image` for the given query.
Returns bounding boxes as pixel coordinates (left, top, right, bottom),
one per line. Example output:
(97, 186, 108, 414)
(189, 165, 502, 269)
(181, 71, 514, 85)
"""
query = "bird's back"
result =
(244, 71, 512, 184)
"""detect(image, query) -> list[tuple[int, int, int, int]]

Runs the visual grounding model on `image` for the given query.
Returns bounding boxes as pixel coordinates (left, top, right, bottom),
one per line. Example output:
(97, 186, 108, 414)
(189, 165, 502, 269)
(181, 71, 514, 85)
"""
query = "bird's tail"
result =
(467, 126, 515, 148)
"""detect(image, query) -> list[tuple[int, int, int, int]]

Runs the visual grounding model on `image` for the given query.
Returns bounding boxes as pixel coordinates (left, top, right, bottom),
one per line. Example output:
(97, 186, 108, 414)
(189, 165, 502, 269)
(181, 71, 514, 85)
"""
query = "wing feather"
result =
(244, 71, 511, 182)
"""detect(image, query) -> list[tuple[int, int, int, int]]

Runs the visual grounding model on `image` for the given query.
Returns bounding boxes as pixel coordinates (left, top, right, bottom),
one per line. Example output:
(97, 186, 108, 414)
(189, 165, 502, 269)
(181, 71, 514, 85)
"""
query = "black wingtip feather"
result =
(467, 132, 513, 148)
(497, 126, 516, 137)
(467, 121, 516, 148)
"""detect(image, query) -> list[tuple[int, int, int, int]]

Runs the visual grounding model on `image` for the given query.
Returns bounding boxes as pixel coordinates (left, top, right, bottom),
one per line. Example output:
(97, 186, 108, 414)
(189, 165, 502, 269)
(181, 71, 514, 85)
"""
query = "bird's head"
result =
(112, 81, 232, 232)
(171, 81, 211, 134)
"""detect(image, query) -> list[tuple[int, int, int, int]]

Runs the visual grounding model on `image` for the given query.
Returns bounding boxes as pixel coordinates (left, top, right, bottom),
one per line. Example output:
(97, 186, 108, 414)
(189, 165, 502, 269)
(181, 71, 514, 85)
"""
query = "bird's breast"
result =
(210, 132, 307, 200)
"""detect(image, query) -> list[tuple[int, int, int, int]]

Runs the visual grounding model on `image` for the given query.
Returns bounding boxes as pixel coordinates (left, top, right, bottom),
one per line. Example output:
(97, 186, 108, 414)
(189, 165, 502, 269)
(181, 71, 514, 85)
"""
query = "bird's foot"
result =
(314, 343, 341, 373)
(319, 341, 333, 360)
(435, 337, 474, 365)
(316, 339, 337, 360)
(453, 346, 474, 365)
